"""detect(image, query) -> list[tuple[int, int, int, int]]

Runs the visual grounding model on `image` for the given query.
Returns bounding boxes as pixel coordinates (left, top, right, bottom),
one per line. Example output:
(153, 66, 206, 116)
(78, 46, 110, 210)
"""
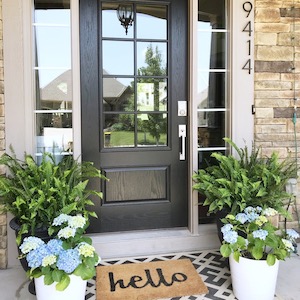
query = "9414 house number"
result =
(242, 1, 253, 74)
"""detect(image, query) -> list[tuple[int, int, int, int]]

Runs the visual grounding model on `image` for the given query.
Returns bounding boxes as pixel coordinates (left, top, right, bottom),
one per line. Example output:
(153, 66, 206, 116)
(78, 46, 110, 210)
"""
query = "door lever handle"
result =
(179, 125, 186, 161)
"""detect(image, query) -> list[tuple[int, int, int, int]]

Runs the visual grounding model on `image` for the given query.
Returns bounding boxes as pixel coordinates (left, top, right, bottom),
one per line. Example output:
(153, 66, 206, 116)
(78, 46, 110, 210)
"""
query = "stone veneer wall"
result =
(0, 0, 6, 269)
(255, 0, 300, 229)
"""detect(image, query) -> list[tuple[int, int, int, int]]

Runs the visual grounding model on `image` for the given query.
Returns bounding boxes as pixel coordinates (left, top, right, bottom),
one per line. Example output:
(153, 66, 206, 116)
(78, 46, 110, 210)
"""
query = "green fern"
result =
(193, 137, 297, 215)
(0, 149, 107, 244)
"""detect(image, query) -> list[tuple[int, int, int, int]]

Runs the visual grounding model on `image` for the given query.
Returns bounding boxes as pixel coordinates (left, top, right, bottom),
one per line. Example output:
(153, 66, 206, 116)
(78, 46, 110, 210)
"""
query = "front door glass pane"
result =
(104, 114, 135, 147)
(103, 77, 134, 112)
(136, 5, 167, 39)
(102, 3, 134, 38)
(137, 43, 167, 75)
(137, 113, 167, 147)
(102, 3, 168, 149)
(137, 79, 167, 112)
(103, 41, 134, 76)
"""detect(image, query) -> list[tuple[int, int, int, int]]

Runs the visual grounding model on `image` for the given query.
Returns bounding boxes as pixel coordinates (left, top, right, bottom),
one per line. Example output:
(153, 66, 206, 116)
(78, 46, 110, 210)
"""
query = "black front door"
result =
(80, 0, 188, 233)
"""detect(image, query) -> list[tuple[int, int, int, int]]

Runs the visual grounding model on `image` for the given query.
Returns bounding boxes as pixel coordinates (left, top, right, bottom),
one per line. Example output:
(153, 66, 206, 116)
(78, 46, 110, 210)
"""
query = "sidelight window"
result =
(33, 0, 73, 160)
(197, 0, 229, 223)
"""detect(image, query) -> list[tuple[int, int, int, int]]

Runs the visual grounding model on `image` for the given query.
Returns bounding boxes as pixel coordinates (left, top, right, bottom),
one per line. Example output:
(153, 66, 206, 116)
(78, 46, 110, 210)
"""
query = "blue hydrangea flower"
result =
(255, 206, 263, 213)
(58, 227, 76, 239)
(262, 207, 278, 217)
(26, 244, 51, 268)
(68, 215, 86, 229)
(245, 211, 259, 222)
(253, 229, 268, 240)
(52, 214, 71, 226)
(42, 255, 57, 267)
(47, 239, 64, 255)
(255, 215, 268, 226)
(77, 242, 95, 258)
(223, 230, 238, 244)
(244, 206, 255, 214)
(235, 213, 248, 224)
(282, 238, 294, 252)
(19, 237, 44, 254)
(57, 249, 81, 273)
(286, 229, 300, 240)
(221, 224, 233, 234)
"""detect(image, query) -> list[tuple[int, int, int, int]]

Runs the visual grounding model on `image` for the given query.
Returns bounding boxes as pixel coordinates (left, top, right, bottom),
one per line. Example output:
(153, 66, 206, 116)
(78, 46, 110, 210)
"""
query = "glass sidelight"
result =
(101, 2, 168, 148)
(34, 0, 72, 159)
(197, 0, 229, 223)
(197, 0, 228, 168)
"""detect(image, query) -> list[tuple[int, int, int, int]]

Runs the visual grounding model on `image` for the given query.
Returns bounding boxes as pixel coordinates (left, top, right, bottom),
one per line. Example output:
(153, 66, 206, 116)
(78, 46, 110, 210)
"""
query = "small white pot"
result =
(229, 254, 279, 300)
(35, 274, 87, 300)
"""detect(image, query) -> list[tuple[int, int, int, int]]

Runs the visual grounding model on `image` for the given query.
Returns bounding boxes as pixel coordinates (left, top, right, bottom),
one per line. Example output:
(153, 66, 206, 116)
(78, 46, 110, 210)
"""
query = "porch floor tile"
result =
(1, 248, 299, 300)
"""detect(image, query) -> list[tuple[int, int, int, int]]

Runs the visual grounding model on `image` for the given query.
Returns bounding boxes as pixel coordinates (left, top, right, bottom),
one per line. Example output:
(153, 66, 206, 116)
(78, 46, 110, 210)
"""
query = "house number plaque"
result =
(242, 1, 254, 74)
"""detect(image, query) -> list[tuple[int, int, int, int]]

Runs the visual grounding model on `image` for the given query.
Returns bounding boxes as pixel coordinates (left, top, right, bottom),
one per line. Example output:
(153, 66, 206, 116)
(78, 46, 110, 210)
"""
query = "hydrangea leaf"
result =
(44, 273, 54, 285)
(266, 254, 276, 266)
(52, 269, 63, 283)
(55, 274, 70, 291)
(220, 244, 231, 257)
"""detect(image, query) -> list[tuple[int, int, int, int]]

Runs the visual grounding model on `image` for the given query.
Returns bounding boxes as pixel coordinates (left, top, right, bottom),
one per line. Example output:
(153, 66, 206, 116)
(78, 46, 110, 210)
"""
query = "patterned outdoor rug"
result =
(96, 259, 208, 300)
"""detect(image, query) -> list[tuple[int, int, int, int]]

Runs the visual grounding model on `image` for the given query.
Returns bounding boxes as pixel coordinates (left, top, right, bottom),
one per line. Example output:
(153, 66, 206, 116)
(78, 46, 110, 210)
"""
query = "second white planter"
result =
(229, 254, 279, 300)
(35, 274, 87, 300)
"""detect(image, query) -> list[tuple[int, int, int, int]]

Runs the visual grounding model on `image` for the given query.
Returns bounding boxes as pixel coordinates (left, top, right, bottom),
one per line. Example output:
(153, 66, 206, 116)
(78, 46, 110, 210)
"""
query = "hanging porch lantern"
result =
(117, 3, 134, 35)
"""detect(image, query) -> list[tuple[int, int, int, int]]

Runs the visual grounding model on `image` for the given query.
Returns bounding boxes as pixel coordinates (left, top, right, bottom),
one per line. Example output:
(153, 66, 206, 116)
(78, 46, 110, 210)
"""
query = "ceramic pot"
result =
(35, 275, 87, 300)
(9, 217, 51, 294)
(9, 217, 51, 271)
(229, 254, 279, 300)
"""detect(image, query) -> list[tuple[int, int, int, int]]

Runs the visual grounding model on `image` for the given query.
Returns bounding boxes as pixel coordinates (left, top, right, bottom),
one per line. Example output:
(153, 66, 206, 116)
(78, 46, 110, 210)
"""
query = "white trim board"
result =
(89, 224, 220, 260)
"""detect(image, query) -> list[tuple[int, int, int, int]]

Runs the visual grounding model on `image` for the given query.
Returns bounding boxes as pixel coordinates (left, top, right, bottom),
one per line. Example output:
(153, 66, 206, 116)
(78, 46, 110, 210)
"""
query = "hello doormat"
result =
(96, 259, 208, 300)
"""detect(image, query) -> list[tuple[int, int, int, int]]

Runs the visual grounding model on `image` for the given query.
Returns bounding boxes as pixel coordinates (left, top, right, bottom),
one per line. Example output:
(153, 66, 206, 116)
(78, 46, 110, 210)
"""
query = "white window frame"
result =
(189, 0, 254, 234)
(3, 0, 81, 158)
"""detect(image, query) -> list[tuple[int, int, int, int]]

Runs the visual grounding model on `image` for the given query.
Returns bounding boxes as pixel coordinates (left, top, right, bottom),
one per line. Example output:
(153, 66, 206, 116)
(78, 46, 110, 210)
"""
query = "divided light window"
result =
(33, 0, 72, 161)
(101, 2, 168, 149)
(197, 0, 228, 169)
(197, 0, 229, 223)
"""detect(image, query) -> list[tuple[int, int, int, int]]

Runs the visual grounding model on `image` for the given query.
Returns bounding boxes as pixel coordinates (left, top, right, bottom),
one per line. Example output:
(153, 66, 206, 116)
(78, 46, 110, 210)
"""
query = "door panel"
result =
(80, 0, 188, 233)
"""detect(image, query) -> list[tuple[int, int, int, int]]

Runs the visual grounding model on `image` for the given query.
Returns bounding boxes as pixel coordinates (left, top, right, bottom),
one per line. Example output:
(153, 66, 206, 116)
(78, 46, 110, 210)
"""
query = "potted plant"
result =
(193, 138, 296, 240)
(0, 149, 106, 244)
(19, 213, 100, 300)
(219, 206, 299, 300)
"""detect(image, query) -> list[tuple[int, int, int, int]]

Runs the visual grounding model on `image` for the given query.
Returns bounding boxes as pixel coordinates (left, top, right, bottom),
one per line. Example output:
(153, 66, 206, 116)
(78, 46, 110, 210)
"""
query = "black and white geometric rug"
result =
(86, 250, 235, 300)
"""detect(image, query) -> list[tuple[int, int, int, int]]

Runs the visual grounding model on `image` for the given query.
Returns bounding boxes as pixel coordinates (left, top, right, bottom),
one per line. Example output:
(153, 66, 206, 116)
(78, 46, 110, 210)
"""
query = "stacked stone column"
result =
(255, 0, 300, 230)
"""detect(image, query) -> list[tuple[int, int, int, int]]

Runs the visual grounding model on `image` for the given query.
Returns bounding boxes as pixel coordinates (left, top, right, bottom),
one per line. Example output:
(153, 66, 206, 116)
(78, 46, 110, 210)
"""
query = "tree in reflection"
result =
(138, 44, 167, 145)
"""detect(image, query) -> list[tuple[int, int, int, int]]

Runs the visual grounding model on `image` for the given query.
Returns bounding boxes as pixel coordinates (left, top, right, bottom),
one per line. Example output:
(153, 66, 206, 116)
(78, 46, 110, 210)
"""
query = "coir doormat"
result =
(96, 259, 208, 300)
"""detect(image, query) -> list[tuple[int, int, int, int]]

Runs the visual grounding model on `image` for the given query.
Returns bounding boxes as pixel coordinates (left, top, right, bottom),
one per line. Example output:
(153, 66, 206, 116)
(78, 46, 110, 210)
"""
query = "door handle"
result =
(179, 125, 186, 161)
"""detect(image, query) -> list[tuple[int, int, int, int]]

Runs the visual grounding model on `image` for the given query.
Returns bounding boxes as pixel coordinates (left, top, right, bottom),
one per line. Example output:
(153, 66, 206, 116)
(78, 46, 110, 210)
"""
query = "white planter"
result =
(35, 274, 87, 300)
(229, 255, 279, 300)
